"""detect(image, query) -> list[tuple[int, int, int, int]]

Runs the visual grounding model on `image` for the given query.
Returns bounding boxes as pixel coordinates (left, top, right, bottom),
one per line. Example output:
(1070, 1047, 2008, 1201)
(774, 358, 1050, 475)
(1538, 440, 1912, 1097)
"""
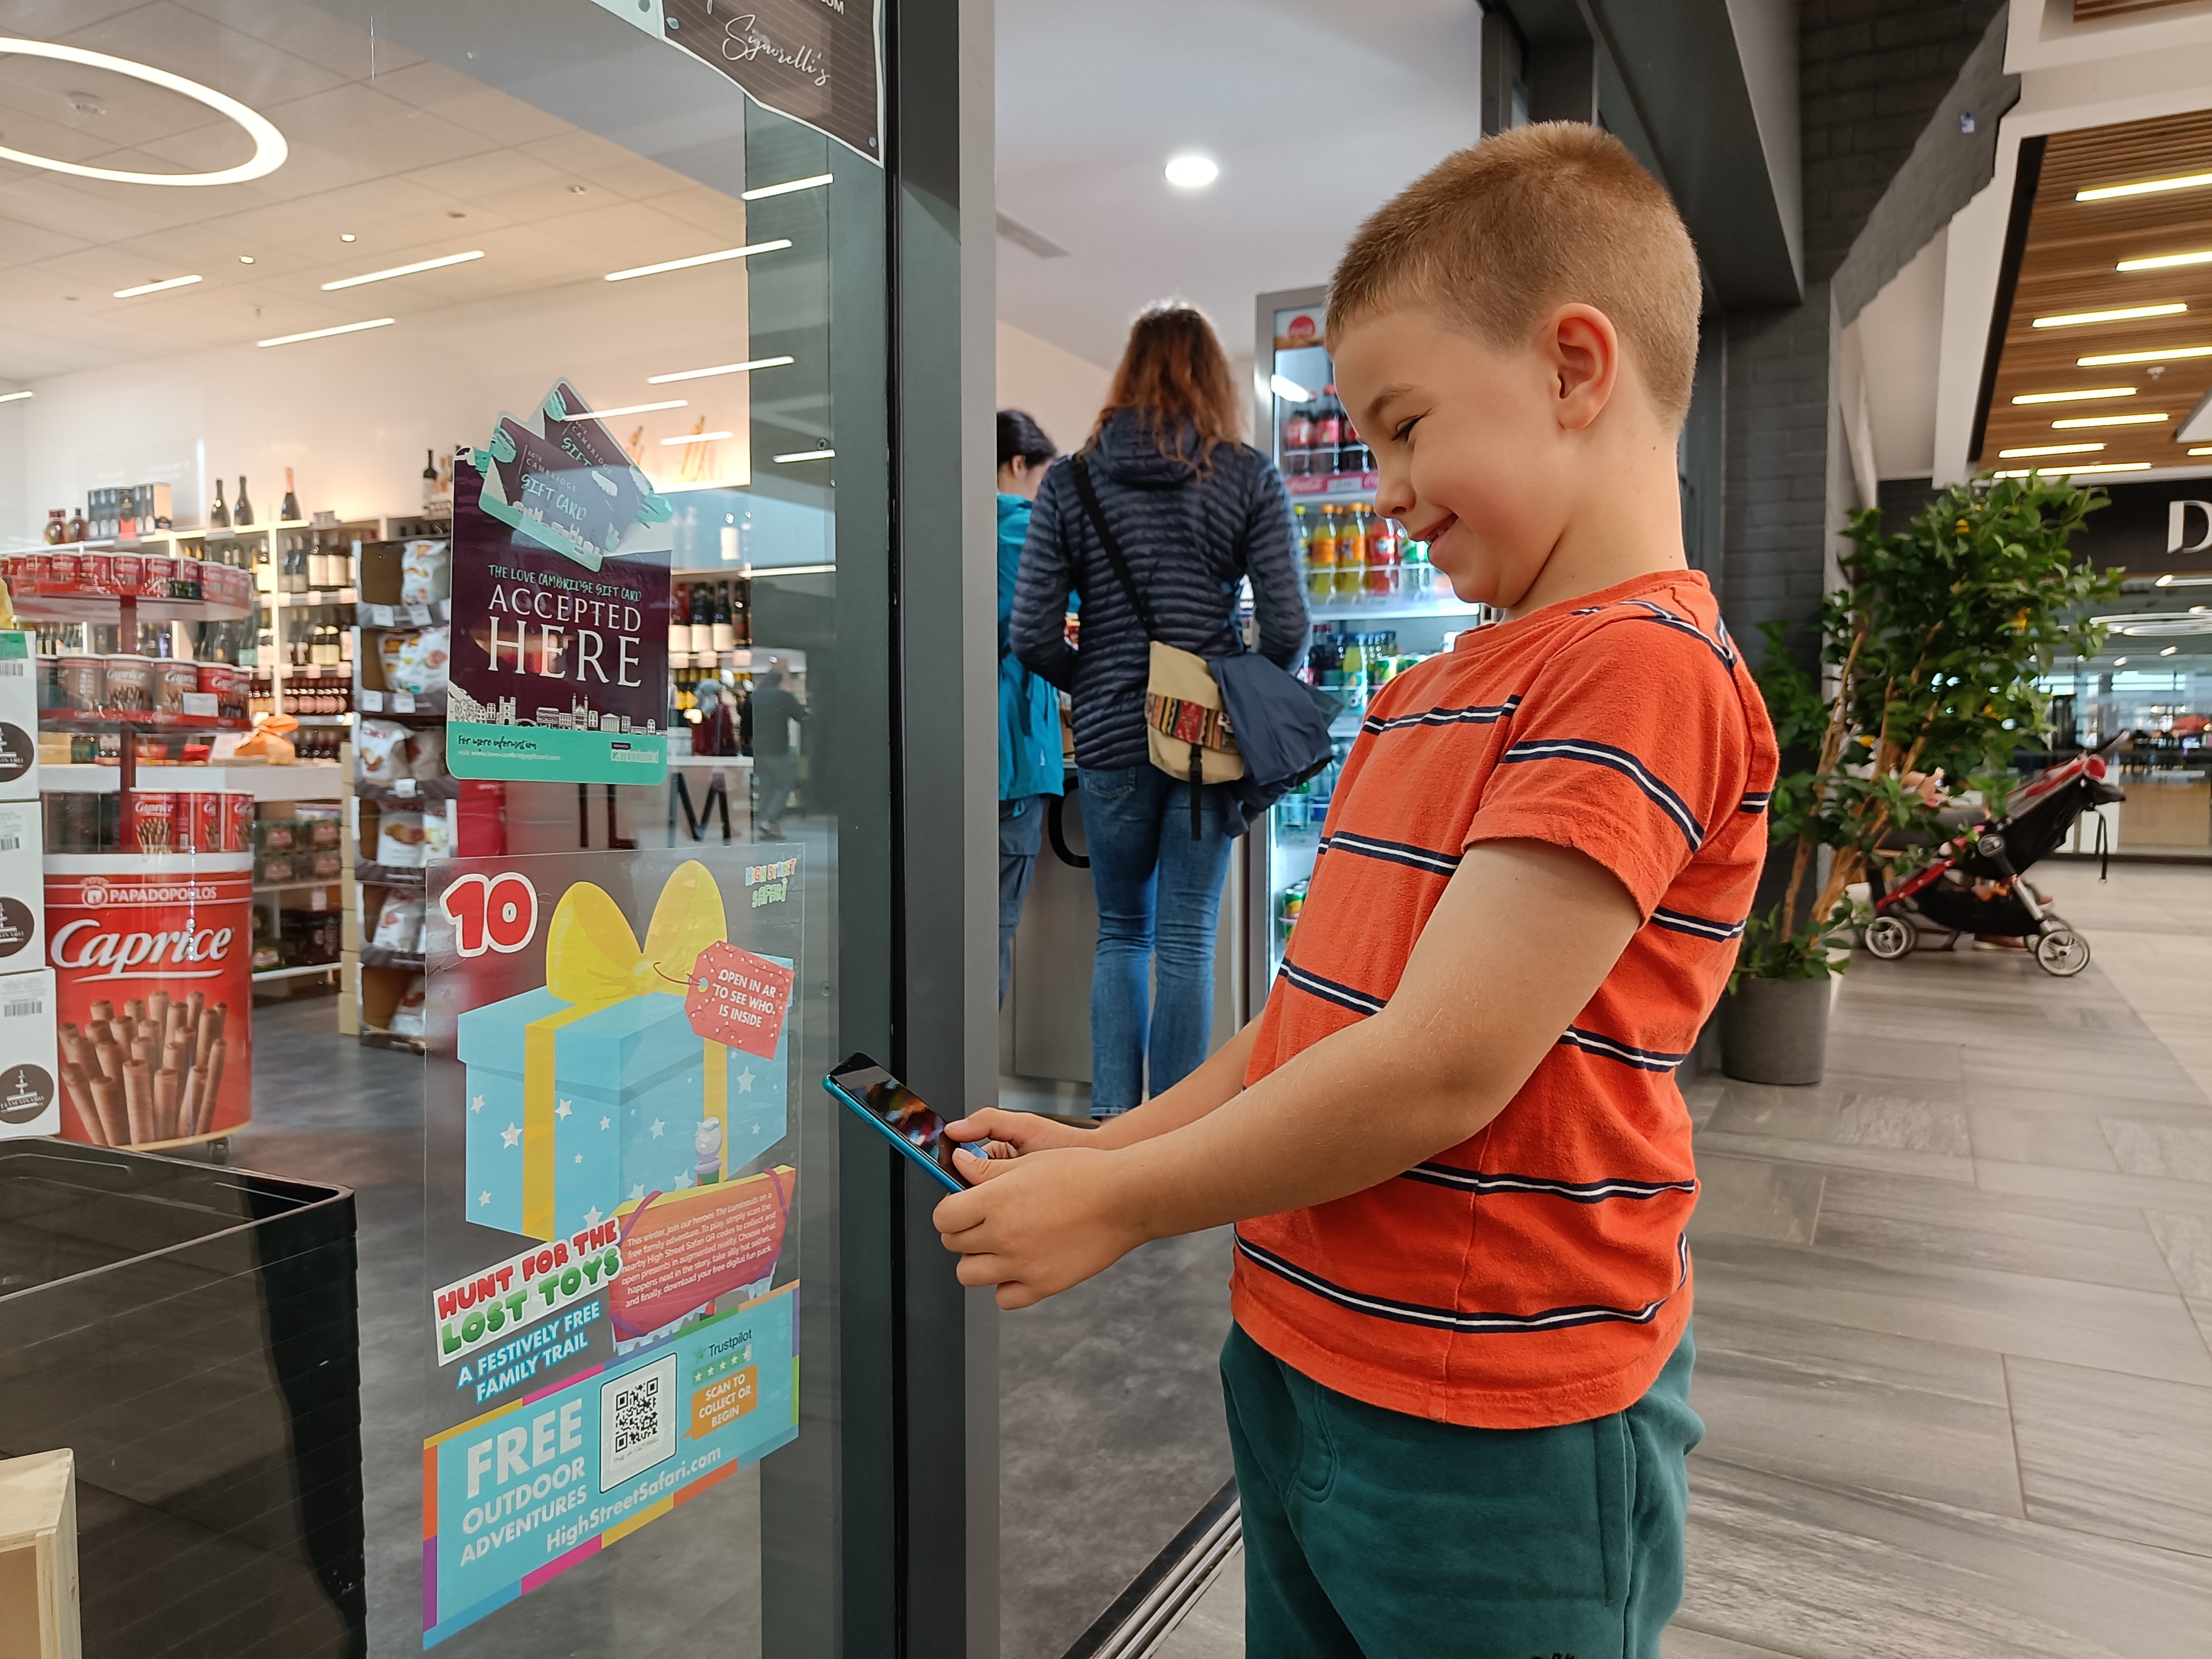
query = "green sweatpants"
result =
(1221, 1322, 1701, 1659)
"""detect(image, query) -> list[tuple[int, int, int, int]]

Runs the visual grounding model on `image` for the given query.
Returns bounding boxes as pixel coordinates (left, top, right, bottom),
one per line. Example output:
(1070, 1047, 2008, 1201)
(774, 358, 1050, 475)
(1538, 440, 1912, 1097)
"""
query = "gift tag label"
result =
(685, 942, 794, 1058)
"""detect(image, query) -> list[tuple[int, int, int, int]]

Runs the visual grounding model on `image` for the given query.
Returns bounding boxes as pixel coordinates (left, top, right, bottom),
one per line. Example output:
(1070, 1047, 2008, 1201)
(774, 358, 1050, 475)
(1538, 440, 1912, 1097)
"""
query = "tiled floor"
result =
(1157, 861, 2212, 1658)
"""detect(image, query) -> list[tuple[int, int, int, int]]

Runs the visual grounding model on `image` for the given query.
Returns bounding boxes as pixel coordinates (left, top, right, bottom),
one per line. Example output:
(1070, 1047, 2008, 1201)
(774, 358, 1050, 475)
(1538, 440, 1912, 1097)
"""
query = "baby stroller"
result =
(1860, 752, 2125, 977)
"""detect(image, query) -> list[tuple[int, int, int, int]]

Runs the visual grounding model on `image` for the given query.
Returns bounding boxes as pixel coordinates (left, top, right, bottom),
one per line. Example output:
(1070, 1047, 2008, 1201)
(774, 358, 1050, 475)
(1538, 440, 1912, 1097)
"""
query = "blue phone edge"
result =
(820, 1073, 966, 1195)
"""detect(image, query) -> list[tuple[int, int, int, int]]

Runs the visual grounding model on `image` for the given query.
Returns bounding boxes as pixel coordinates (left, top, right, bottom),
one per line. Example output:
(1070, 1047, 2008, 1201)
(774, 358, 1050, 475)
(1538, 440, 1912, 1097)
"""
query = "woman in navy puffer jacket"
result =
(1011, 305, 1308, 1116)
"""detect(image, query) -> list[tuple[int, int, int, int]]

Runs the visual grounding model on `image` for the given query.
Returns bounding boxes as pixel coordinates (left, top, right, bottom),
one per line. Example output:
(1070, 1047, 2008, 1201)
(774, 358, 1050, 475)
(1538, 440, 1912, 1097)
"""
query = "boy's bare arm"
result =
(934, 839, 1642, 1307)
(945, 1020, 1260, 1161)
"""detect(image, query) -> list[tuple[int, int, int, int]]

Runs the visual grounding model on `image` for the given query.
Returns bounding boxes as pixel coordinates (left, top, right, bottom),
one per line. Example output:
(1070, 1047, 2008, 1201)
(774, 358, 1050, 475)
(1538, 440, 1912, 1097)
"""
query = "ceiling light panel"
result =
(2079, 346, 2212, 366)
(741, 174, 832, 200)
(603, 239, 792, 281)
(2031, 303, 2188, 329)
(2116, 249, 2212, 272)
(559, 400, 688, 420)
(2078, 170, 2212, 201)
(320, 249, 485, 290)
(645, 355, 794, 385)
(112, 275, 202, 298)
(0, 39, 288, 187)
(2012, 387, 2137, 404)
(2049, 413, 2168, 428)
(1999, 442, 2107, 456)
(257, 318, 395, 348)
(660, 430, 733, 445)
(1992, 462, 2150, 476)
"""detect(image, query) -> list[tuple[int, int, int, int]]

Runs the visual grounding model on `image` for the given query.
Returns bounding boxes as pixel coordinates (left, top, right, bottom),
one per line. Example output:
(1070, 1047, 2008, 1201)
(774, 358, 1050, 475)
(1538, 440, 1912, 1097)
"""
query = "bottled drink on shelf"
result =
(1281, 400, 1313, 478)
(280, 467, 300, 524)
(423, 449, 439, 511)
(1310, 393, 1342, 479)
(1340, 416, 1371, 476)
(1365, 512, 1400, 597)
(733, 577, 752, 646)
(711, 582, 734, 653)
(688, 582, 713, 658)
(211, 478, 230, 530)
(234, 475, 254, 527)
(1333, 504, 1366, 601)
(44, 509, 65, 545)
(1304, 505, 1337, 602)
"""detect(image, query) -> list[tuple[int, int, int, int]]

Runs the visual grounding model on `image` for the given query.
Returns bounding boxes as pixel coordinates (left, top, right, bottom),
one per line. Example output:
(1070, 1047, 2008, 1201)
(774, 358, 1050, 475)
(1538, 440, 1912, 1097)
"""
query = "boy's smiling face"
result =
(1332, 304, 1631, 613)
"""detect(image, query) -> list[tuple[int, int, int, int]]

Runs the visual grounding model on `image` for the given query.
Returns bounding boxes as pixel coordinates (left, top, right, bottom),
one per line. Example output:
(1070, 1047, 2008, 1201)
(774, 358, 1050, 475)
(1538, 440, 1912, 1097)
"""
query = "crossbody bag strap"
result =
(1069, 453, 1160, 642)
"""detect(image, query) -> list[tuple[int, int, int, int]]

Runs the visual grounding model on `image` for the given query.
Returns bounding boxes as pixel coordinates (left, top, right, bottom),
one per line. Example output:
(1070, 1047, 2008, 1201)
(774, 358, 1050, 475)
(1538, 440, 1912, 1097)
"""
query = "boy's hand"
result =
(933, 1147, 1145, 1309)
(942, 1106, 1094, 1161)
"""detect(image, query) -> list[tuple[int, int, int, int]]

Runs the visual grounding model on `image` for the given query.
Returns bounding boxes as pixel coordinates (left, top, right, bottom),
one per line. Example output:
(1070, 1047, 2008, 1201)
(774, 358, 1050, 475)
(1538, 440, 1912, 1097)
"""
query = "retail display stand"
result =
(347, 517, 452, 1051)
(0, 1448, 80, 1659)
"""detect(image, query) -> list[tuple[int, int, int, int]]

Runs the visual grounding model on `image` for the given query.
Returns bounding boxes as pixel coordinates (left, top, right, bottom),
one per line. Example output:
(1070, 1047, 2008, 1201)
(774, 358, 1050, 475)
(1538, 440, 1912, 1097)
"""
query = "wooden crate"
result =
(0, 1449, 80, 1659)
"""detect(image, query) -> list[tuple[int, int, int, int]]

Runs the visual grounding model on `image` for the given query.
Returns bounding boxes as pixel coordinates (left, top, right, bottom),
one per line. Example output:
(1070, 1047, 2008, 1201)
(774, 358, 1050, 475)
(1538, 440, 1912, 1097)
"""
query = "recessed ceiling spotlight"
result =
(2012, 387, 2136, 404)
(2114, 656, 2129, 665)
(1164, 153, 1219, 190)
(447, 210, 466, 219)
(567, 184, 587, 194)
(2162, 646, 2180, 656)
(238, 254, 254, 264)
(0, 39, 287, 187)
(340, 233, 356, 242)
(2031, 302, 2187, 329)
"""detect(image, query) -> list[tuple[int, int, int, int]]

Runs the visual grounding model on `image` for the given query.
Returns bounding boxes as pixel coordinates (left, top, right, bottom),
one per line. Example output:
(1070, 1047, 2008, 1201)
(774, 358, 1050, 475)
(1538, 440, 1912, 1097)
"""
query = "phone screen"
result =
(828, 1056, 968, 1186)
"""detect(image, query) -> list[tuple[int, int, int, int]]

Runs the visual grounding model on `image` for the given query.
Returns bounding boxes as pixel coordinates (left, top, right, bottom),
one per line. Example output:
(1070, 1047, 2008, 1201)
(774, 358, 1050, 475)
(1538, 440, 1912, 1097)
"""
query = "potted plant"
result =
(1720, 473, 2121, 1085)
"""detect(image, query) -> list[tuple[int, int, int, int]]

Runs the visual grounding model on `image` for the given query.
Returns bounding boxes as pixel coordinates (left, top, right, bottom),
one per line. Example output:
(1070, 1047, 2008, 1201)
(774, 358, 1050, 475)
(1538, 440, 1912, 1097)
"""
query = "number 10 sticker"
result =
(440, 873, 539, 957)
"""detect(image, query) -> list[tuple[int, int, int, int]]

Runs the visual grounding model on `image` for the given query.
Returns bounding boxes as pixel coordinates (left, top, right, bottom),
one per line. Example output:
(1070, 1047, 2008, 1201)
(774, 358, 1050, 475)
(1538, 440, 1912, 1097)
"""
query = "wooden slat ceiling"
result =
(1982, 107, 2212, 476)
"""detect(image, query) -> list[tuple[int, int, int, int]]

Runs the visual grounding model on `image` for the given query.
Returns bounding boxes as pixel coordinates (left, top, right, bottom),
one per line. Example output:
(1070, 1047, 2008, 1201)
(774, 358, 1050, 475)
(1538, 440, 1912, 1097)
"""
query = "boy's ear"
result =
(1547, 304, 1621, 433)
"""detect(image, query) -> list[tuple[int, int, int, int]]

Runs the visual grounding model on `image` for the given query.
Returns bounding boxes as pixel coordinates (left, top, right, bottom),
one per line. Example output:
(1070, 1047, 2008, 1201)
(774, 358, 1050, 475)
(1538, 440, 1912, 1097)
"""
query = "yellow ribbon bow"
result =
(545, 859, 727, 1006)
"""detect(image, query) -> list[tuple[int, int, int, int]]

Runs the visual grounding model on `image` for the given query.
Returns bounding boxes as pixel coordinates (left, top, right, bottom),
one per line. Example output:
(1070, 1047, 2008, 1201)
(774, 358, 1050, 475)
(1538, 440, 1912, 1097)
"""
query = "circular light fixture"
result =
(0, 39, 286, 186)
(1164, 153, 1219, 190)
(340, 232, 356, 242)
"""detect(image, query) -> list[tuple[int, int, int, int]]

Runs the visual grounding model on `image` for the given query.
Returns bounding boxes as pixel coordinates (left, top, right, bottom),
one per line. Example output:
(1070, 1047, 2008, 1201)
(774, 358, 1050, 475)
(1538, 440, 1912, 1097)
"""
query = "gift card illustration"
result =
(472, 381, 671, 573)
(457, 861, 792, 1244)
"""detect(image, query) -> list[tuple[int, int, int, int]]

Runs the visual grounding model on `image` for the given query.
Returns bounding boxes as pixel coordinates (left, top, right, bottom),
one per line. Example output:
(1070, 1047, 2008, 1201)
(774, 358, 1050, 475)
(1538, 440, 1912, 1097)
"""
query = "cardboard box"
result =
(0, 633, 34, 802)
(0, 969, 59, 1141)
(0, 801, 41, 972)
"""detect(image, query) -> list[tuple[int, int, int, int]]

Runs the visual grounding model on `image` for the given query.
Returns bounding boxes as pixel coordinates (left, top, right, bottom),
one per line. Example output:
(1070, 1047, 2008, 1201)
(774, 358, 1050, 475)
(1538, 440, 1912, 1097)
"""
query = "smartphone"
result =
(824, 1053, 972, 1194)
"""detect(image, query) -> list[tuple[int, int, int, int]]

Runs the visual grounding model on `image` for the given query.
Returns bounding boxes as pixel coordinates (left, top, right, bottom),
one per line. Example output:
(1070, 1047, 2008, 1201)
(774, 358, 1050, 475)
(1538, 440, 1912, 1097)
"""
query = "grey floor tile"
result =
(1663, 1628, 1799, 1658)
(1689, 1309, 2023, 1515)
(1964, 1051, 2206, 1105)
(1813, 1168, 2177, 1294)
(1975, 1156, 2212, 1217)
(1694, 1126, 1973, 1184)
(1689, 1156, 1824, 1244)
(1152, 1548, 1245, 1659)
(1000, 1229, 1235, 1659)
(2100, 1117, 2212, 1183)
(1689, 1233, 2212, 1386)
(2005, 1355, 2212, 1556)
(1965, 1102, 2122, 1170)
(1681, 1455, 2212, 1659)
(2190, 1299, 2212, 1355)
(1706, 1084, 1970, 1155)
(2146, 1210, 2212, 1298)
(1964, 1080, 2212, 1122)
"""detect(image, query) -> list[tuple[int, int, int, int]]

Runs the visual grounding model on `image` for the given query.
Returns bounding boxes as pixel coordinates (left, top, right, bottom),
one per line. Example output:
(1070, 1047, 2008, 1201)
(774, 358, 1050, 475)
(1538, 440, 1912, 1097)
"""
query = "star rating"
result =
(477, 1190, 491, 1207)
(555, 1100, 573, 1120)
(470, 1094, 485, 1114)
(583, 1206, 604, 1225)
(501, 1123, 521, 1149)
(736, 1068, 754, 1094)
(648, 1118, 665, 1139)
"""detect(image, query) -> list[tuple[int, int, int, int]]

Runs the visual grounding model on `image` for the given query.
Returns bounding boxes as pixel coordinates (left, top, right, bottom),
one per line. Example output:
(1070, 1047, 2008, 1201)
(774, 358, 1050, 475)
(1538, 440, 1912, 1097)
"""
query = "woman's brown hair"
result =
(1090, 304, 1243, 471)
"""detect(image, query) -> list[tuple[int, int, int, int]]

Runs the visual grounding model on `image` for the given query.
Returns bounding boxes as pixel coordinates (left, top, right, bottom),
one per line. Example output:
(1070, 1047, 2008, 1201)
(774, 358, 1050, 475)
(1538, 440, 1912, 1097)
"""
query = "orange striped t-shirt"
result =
(1233, 569, 1777, 1429)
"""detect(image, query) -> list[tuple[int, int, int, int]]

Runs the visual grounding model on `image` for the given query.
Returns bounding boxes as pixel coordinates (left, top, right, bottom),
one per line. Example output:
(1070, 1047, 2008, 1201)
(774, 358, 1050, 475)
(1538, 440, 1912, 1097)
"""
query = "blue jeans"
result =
(1078, 766, 1232, 1115)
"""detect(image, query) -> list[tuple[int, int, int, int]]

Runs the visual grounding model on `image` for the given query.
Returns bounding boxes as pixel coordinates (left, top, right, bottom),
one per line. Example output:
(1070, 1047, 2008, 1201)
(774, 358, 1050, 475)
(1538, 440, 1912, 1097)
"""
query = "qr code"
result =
(599, 1352, 677, 1491)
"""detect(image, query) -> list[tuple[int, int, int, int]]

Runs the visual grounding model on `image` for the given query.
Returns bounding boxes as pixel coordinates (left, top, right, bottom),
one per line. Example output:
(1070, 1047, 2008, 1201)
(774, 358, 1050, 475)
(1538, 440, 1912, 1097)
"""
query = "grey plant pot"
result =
(1719, 975, 1830, 1086)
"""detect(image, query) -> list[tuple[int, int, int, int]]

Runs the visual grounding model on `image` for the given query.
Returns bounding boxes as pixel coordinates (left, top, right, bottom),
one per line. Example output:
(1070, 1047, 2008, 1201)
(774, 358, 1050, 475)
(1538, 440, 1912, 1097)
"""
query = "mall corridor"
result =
(1158, 862, 2212, 1659)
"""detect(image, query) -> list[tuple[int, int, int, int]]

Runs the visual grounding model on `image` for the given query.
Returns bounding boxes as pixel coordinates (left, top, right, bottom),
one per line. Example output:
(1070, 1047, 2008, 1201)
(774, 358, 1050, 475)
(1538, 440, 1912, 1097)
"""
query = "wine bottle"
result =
(211, 478, 230, 530)
(733, 577, 752, 648)
(280, 467, 300, 523)
(423, 449, 439, 510)
(667, 584, 691, 666)
(235, 475, 254, 526)
(689, 581, 713, 658)
(711, 582, 734, 654)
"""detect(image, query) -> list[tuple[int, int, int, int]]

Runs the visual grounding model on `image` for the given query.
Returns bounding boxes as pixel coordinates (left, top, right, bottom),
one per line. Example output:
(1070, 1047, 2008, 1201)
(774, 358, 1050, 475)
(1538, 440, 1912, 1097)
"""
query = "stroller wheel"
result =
(2034, 929, 2091, 977)
(1863, 914, 1914, 960)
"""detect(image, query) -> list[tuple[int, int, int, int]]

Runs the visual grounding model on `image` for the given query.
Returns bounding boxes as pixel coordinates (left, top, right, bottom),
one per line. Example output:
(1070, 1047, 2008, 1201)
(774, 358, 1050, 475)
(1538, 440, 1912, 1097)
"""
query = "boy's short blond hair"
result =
(1330, 124, 1702, 426)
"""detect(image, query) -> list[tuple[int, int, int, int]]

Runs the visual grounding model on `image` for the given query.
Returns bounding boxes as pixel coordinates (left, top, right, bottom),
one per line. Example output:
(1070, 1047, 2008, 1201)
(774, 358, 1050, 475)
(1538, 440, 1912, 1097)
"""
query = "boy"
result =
(936, 124, 1776, 1657)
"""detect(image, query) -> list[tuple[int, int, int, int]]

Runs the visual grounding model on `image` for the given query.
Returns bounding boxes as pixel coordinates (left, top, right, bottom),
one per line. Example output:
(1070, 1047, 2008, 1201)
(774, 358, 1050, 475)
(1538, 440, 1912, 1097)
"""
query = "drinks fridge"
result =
(1242, 287, 1493, 1008)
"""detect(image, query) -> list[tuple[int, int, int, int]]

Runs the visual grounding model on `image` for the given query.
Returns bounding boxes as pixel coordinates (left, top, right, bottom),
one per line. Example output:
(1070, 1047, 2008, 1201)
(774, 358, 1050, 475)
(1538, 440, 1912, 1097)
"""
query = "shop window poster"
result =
(421, 851, 802, 1644)
(448, 381, 674, 786)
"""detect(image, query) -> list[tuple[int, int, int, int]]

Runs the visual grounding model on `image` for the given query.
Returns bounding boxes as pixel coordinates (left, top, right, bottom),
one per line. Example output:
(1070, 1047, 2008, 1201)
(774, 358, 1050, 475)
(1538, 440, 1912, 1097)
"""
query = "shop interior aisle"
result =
(1158, 862, 2212, 1659)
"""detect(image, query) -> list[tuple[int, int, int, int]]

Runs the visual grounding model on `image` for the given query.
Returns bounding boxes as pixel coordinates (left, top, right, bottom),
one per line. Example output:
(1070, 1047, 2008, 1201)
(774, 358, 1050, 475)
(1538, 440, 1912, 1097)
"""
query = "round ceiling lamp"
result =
(1164, 153, 1219, 190)
(0, 38, 286, 186)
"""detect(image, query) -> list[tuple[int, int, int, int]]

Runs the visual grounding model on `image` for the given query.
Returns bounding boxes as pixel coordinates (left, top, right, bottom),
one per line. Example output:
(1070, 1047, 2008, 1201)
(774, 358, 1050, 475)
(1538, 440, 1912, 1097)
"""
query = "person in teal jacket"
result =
(999, 409, 1065, 1003)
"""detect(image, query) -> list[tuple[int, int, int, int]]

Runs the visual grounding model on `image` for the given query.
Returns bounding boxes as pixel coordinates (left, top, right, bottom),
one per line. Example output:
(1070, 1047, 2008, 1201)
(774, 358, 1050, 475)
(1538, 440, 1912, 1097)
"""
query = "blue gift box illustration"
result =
(456, 861, 790, 1242)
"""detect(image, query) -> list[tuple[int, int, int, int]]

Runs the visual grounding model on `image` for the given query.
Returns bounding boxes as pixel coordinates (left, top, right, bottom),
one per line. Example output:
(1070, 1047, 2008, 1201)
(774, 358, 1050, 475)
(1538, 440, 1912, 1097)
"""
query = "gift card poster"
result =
(448, 381, 673, 786)
(420, 848, 804, 1644)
